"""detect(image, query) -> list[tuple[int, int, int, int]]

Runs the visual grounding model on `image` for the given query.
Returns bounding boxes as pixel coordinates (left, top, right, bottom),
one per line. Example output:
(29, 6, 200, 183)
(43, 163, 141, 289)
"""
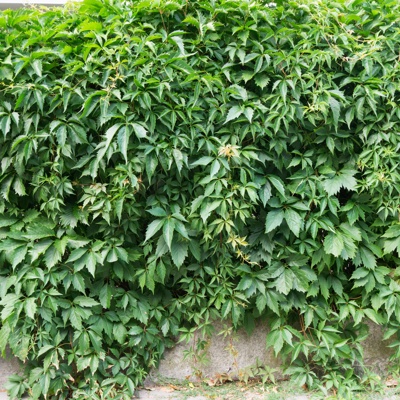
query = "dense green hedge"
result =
(1, 0, 400, 398)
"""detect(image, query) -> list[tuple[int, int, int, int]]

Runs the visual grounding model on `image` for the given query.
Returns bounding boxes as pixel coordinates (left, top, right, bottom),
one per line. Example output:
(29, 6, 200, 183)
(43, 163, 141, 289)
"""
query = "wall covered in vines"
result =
(1, 0, 400, 398)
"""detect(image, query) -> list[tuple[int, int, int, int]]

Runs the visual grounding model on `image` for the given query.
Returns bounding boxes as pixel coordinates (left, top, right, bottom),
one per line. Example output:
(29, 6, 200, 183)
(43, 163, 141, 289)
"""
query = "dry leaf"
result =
(158, 386, 175, 392)
(385, 378, 398, 387)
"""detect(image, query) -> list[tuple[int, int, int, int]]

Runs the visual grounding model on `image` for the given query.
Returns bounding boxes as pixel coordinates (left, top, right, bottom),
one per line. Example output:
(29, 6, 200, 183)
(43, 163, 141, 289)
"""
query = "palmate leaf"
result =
(322, 168, 357, 197)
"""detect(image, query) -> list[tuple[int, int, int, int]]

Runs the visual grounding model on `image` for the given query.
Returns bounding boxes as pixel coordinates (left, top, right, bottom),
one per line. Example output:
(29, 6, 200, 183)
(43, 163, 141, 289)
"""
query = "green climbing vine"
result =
(1, 0, 400, 398)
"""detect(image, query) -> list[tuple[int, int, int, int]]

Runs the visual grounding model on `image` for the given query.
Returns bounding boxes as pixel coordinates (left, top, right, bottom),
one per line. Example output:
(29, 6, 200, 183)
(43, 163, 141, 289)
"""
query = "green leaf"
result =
(265, 209, 284, 233)
(67, 248, 87, 263)
(254, 74, 269, 89)
(323, 232, 344, 257)
(29, 239, 52, 262)
(97, 124, 122, 161)
(117, 125, 130, 162)
(11, 246, 28, 268)
(329, 97, 341, 126)
(359, 247, 376, 270)
(322, 168, 357, 197)
(145, 219, 164, 242)
(0, 323, 10, 352)
(74, 297, 99, 307)
(171, 239, 188, 268)
(275, 269, 293, 295)
(200, 200, 221, 223)
(86, 252, 97, 276)
(132, 122, 147, 139)
(268, 176, 286, 198)
(284, 209, 303, 237)
(24, 224, 54, 240)
(225, 105, 243, 123)
(259, 182, 272, 207)
(44, 245, 62, 269)
(191, 157, 214, 167)
(99, 284, 112, 309)
(163, 218, 175, 250)
(113, 323, 127, 344)
(147, 208, 167, 217)
(256, 295, 267, 313)
(24, 298, 37, 320)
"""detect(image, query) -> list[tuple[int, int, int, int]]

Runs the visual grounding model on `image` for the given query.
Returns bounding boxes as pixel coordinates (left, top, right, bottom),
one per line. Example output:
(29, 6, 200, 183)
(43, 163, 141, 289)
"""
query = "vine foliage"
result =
(1, 0, 400, 398)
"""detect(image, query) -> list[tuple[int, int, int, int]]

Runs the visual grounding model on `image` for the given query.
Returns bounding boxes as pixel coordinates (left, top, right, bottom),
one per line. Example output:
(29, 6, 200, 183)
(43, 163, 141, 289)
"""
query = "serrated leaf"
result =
(173, 148, 184, 172)
(275, 269, 293, 295)
(322, 168, 357, 197)
(329, 97, 341, 126)
(190, 195, 205, 214)
(161, 319, 170, 336)
(163, 218, 175, 250)
(0, 323, 10, 352)
(99, 284, 112, 309)
(44, 245, 62, 269)
(259, 182, 272, 207)
(265, 209, 284, 233)
(254, 74, 269, 89)
(86, 252, 97, 276)
(243, 107, 254, 122)
(225, 105, 242, 123)
(256, 295, 267, 313)
(145, 219, 164, 242)
(29, 239, 52, 262)
(67, 247, 87, 263)
(359, 246, 376, 270)
(132, 122, 147, 138)
(117, 125, 130, 162)
(191, 156, 214, 167)
(210, 159, 220, 177)
(11, 246, 28, 268)
(200, 200, 221, 223)
(24, 223, 54, 240)
(384, 237, 400, 255)
(285, 209, 303, 237)
(268, 176, 286, 198)
(147, 208, 167, 217)
(74, 296, 99, 307)
(113, 323, 127, 344)
(171, 239, 188, 268)
(24, 298, 37, 320)
(323, 232, 344, 257)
